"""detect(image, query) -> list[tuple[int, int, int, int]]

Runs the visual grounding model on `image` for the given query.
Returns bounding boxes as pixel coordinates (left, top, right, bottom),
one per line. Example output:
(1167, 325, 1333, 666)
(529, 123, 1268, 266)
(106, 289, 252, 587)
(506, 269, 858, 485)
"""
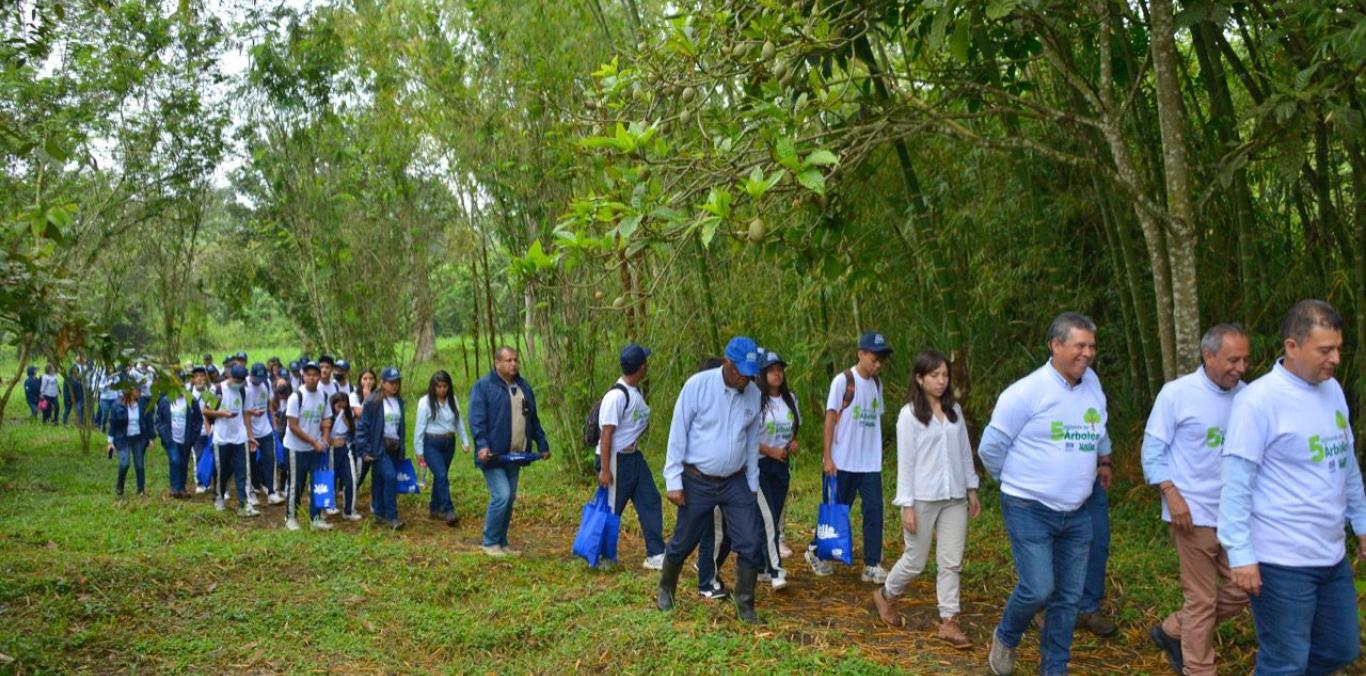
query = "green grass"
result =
(3, 352, 1361, 674)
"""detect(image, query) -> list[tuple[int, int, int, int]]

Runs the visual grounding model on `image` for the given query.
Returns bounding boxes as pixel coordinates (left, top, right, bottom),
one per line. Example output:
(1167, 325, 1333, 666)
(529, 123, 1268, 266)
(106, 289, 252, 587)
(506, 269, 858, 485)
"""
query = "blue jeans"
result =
(481, 463, 521, 546)
(97, 398, 117, 431)
(595, 452, 665, 558)
(1080, 478, 1109, 614)
(808, 470, 884, 566)
(115, 439, 148, 494)
(371, 451, 400, 522)
(757, 458, 791, 576)
(995, 493, 1093, 675)
(216, 442, 248, 506)
(164, 441, 187, 493)
(1250, 559, 1360, 675)
(424, 435, 456, 515)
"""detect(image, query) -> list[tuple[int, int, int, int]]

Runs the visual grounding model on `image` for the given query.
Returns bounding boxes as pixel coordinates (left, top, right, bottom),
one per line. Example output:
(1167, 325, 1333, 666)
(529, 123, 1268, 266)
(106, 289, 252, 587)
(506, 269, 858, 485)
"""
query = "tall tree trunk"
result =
(1149, 0, 1202, 372)
(412, 234, 436, 363)
(0, 337, 33, 427)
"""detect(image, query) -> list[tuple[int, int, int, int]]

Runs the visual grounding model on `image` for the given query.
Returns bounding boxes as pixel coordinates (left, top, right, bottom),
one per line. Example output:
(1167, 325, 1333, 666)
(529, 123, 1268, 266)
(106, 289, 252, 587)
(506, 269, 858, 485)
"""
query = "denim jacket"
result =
(468, 370, 548, 468)
(355, 392, 405, 461)
(108, 396, 156, 446)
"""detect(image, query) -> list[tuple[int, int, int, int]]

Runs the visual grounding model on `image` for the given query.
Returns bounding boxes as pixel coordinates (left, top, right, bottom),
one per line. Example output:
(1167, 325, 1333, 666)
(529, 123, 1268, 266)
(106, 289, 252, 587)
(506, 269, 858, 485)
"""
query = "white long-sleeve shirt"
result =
(413, 395, 471, 458)
(894, 403, 979, 506)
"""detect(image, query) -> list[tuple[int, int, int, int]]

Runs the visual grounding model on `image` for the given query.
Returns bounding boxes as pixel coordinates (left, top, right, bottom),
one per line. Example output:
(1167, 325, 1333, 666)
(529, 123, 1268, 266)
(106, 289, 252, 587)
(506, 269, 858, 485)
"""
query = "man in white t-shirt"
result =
(317, 354, 339, 397)
(979, 312, 1111, 676)
(203, 364, 260, 518)
(283, 361, 331, 531)
(1142, 324, 1251, 676)
(1219, 300, 1366, 674)
(246, 363, 285, 505)
(595, 343, 664, 570)
(805, 331, 892, 584)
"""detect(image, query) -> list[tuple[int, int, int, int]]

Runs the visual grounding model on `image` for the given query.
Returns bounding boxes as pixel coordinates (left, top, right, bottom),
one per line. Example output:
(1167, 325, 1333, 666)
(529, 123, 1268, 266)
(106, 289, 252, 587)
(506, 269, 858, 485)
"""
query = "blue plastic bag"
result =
(572, 487, 620, 568)
(274, 430, 286, 465)
(195, 442, 215, 488)
(312, 455, 336, 510)
(395, 458, 421, 494)
(814, 476, 853, 565)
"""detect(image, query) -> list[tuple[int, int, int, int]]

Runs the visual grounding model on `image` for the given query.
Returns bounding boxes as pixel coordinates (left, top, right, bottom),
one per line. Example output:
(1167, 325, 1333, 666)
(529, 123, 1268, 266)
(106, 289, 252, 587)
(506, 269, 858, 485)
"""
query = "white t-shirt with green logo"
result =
(1145, 367, 1244, 527)
(988, 363, 1108, 512)
(245, 382, 274, 439)
(597, 379, 650, 455)
(383, 397, 402, 440)
(1223, 361, 1358, 567)
(212, 383, 248, 445)
(824, 369, 884, 473)
(284, 387, 328, 452)
(759, 394, 799, 450)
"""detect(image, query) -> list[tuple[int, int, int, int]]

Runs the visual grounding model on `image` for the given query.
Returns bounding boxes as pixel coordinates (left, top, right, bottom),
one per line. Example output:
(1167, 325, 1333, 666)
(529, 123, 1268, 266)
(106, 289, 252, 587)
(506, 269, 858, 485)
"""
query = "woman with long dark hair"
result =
(327, 392, 361, 521)
(414, 370, 470, 526)
(755, 351, 799, 590)
(107, 375, 156, 496)
(872, 350, 980, 647)
(356, 367, 406, 530)
(351, 368, 378, 493)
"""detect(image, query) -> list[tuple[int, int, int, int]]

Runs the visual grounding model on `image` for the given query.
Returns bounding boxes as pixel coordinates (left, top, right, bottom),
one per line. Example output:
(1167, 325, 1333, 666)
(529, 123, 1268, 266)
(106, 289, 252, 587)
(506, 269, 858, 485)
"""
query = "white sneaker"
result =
(194, 486, 207, 495)
(861, 565, 889, 584)
(642, 554, 665, 570)
(770, 569, 789, 590)
(214, 499, 226, 512)
(239, 505, 260, 517)
(267, 493, 284, 505)
(246, 493, 258, 507)
(343, 512, 362, 521)
(481, 545, 509, 557)
(285, 518, 301, 531)
(757, 572, 772, 582)
(805, 549, 834, 576)
(311, 517, 332, 530)
(779, 540, 793, 558)
(325, 507, 340, 516)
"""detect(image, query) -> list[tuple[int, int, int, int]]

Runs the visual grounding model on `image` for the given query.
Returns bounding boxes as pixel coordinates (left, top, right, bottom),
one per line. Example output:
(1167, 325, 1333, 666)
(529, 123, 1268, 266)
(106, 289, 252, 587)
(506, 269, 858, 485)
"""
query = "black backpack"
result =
(583, 383, 629, 450)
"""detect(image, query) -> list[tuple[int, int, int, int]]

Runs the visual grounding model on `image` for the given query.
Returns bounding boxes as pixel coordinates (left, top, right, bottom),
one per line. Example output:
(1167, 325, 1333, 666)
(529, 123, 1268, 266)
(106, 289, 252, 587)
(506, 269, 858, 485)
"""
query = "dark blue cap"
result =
(334, 359, 350, 373)
(301, 361, 320, 373)
(191, 365, 207, 375)
(203, 354, 213, 361)
(250, 363, 269, 380)
(288, 361, 299, 371)
(318, 354, 335, 365)
(234, 351, 248, 362)
(228, 364, 248, 380)
(723, 336, 761, 377)
(858, 331, 892, 355)
(761, 351, 787, 369)
(380, 366, 401, 382)
(620, 343, 651, 374)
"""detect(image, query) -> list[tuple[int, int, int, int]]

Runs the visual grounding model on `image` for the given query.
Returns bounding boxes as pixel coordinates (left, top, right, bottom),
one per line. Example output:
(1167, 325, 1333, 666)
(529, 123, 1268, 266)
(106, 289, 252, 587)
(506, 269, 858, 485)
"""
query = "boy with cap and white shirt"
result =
(1219, 300, 1366, 675)
(246, 363, 285, 506)
(203, 364, 260, 517)
(596, 343, 665, 570)
(284, 361, 332, 531)
(1142, 324, 1252, 675)
(806, 330, 892, 584)
(655, 336, 766, 623)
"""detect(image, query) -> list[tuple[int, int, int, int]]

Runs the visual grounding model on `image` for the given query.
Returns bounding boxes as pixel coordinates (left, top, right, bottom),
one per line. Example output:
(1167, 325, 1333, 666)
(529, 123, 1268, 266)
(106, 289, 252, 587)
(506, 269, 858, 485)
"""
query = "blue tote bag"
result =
(195, 442, 215, 488)
(312, 454, 336, 510)
(395, 458, 421, 494)
(814, 476, 853, 565)
(572, 487, 620, 568)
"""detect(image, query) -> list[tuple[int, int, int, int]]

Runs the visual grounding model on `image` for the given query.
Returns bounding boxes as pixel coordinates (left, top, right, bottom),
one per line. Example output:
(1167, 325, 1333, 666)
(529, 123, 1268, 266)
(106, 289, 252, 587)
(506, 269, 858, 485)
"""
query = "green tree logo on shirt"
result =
(1084, 407, 1101, 430)
(1204, 427, 1224, 449)
(1337, 410, 1349, 432)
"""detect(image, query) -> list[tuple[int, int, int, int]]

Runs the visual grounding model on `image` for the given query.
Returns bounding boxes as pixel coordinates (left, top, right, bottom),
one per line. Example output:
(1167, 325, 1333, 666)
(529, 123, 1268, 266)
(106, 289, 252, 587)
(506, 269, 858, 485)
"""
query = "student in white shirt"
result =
(203, 365, 260, 517)
(1142, 324, 1251, 676)
(327, 392, 361, 521)
(415, 370, 470, 525)
(874, 350, 980, 648)
(596, 344, 664, 570)
(754, 351, 799, 589)
(283, 361, 331, 531)
(1219, 300, 1366, 675)
(806, 331, 893, 584)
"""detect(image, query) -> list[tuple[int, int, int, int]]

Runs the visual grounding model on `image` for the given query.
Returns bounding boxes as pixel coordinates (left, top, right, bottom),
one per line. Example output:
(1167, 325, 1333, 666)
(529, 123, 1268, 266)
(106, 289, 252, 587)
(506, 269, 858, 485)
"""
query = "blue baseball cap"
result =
(288, 360, 300, 372)
(301, 361, 320, 374)
(858, 331, 893, 355)
(620, 343, 651, 374)
(234, 351, 248, 362)
(761, 351, 787, 369)
(249, 363, 269, 380)
(724, 336, 761, 377)
(334, 359, 350, 373)
(228, 364, 248, 381)
(380, 366, 401, 382)
(191, 364, 207, 375)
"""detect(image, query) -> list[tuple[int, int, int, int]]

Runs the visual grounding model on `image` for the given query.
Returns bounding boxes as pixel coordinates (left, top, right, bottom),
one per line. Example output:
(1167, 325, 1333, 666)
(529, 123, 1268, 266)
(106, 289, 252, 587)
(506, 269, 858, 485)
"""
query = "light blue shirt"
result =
(413, 395, 471, 459)
(663, 368, 762, 493)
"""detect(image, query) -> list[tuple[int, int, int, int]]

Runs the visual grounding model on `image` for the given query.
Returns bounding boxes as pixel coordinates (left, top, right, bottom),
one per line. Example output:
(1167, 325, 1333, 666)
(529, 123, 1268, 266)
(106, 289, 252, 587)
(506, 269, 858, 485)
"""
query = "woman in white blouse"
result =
(872, 350, 980, 648)
(414, 370, 470, 526)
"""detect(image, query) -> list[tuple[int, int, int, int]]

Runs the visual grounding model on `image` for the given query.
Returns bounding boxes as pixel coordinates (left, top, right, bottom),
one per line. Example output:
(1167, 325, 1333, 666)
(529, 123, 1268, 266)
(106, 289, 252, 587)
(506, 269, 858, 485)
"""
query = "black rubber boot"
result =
(116, 467, 128, 496)
(656, 556, 682, 611)
(733, 563, 763, 624)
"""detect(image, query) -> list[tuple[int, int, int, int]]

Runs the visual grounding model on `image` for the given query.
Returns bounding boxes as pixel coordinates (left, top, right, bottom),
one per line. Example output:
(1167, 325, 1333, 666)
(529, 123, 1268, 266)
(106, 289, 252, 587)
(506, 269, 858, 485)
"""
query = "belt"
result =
(424, 432, 455, 439)
(383, 438, 400, 451)
(617, 444, 639, 454)
(684, 463, 743, 482)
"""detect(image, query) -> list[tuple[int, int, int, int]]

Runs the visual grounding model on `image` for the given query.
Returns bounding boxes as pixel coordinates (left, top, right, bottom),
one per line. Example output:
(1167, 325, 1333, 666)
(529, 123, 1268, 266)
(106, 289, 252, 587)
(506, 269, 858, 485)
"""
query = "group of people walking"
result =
(31, 297, 1365, 674)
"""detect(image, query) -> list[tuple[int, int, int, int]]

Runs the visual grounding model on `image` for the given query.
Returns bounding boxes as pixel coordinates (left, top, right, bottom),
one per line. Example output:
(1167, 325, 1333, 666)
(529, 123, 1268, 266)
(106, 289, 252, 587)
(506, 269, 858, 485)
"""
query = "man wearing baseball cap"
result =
(656, 336, 766, 623)
(596, 343, 665, 570)
(203, 364, 259, 517)
(246, 363, 285, 505)
(807, 330, 892, 584)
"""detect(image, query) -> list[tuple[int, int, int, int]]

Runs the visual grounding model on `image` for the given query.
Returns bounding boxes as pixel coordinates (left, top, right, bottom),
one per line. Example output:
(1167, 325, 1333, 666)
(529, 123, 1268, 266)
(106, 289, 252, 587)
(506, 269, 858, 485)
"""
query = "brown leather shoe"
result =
(938, 616, 972, 649)
(1076, 611, 1118, 637)
(871, 588, 904, 627)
